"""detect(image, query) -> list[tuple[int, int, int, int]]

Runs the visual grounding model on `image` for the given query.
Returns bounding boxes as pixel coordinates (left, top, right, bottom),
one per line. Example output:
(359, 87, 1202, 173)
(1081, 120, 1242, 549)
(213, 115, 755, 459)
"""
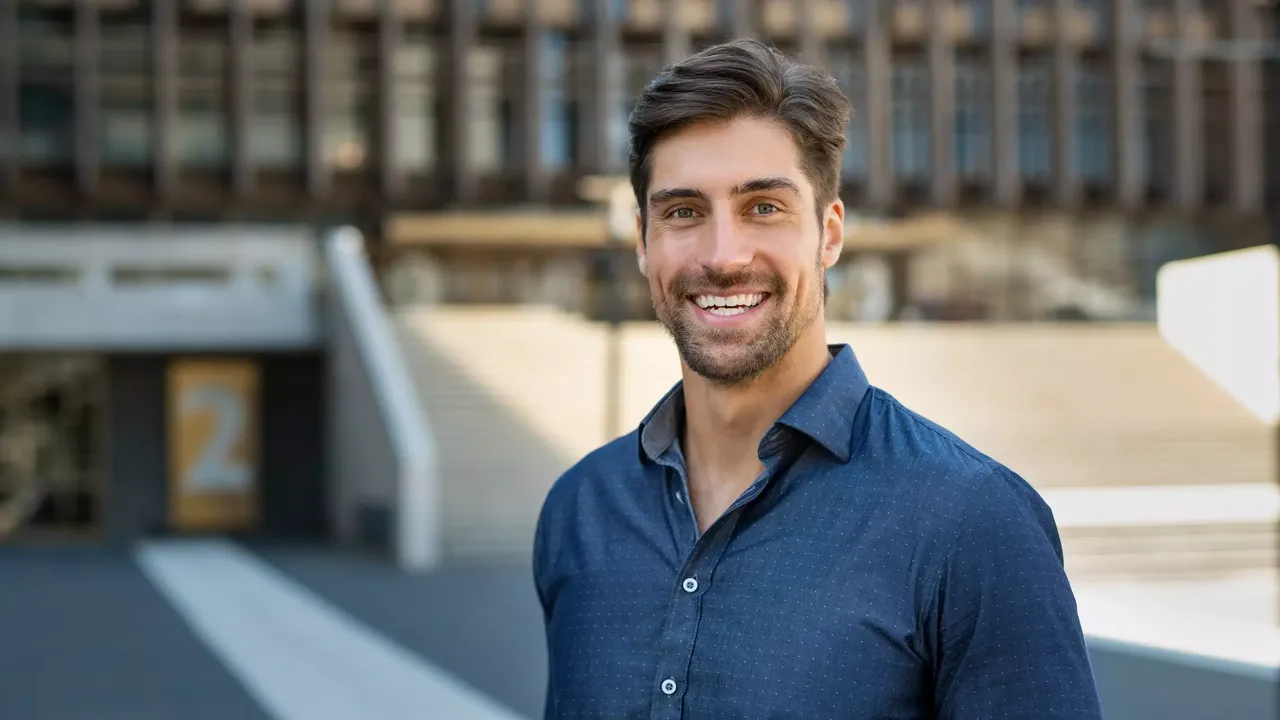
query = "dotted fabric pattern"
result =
(534, 345, 1103, 720)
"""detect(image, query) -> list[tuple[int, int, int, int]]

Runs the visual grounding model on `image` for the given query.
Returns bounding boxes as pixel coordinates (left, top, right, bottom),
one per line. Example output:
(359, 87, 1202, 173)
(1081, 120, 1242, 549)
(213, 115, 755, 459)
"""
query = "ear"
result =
(635, 210, 648, 277)
(821, 198, 845, 269)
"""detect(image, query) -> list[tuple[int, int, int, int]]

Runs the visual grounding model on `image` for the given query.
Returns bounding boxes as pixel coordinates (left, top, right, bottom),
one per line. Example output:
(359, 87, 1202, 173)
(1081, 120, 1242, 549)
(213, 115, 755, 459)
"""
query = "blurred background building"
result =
(0, 1, 1277, 719)
(2, 0, 1277, 322)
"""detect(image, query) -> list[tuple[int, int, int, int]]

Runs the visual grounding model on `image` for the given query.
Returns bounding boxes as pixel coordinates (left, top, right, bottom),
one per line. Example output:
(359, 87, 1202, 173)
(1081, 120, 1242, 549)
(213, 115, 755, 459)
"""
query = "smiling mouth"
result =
(690, 292, 769, 316)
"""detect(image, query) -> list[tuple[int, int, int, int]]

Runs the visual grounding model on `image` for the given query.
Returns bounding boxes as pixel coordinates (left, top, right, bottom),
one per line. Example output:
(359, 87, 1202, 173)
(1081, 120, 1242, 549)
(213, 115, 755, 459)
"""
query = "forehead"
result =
(647, 116, 809, 197)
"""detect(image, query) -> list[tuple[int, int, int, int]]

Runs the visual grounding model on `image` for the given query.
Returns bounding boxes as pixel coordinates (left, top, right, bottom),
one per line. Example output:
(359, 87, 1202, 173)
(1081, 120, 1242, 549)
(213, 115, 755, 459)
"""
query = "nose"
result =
(696, 215, 753, 275)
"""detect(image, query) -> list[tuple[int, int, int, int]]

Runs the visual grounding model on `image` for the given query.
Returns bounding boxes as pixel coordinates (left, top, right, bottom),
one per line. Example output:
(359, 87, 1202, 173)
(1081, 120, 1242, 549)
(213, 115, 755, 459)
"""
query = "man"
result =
(533, 39, 1103, 719)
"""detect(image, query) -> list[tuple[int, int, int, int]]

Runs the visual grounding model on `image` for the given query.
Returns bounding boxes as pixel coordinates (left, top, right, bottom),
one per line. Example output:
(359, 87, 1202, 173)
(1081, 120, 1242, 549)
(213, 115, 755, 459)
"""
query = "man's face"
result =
(637, 116, 844, 386)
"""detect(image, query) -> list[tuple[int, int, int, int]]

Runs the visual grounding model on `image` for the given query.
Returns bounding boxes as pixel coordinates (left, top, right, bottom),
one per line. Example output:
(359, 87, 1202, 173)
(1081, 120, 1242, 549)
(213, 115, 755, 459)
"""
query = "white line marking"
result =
(136, 539, 526, 720)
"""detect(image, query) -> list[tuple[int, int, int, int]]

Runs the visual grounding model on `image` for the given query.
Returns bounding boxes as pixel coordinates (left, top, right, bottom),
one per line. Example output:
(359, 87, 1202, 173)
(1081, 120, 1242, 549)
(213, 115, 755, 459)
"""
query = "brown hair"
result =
(628, 39, 851, 238)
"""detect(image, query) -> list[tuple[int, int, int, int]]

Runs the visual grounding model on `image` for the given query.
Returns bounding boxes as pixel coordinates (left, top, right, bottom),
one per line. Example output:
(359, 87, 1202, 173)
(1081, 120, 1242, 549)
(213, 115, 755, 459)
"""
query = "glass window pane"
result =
(394, 36, 438, 173)
(101, 17, 153, 167)
(18, 9, 74, 166)
(250, 28, 303, 169)
(177, 29, 228, 167)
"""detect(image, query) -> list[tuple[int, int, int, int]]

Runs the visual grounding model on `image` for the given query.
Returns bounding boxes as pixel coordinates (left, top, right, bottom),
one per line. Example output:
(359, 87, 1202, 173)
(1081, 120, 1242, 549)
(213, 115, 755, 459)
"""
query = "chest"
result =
(545, 515, 933, 719)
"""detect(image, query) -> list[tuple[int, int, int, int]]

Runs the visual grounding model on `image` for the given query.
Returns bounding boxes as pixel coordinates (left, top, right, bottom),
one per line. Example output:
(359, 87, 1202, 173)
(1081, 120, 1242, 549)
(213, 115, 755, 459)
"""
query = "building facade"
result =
(1, 0, 1276, 321)
(1, 0, 1276, 218)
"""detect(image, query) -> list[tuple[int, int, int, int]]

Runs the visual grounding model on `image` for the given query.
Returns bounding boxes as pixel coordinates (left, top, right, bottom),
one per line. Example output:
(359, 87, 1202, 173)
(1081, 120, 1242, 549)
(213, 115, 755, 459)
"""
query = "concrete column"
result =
(0, 0, 20, 199)
(797, 0, 823, 67)
(446, 0, 477, 203)
(74, 0, 100, 198)
(1227, 0, 1263, 213)
(864, 0, 895, 210)
(1051, 0, 1078, 207)
(928, 0, 956, 207)
(521, 0, 546, 201)
(583, 0, 620, 173)
(727, 0, 756, 39)
(1170, 0, 1202, 210)
(152, 0, 179, 198)
(1111, 0, 1142, 209)
(663, 0, 692, 65)
(990, 0, 1019, 207)
(378, 0, 405, 198)
(228, 0, 254, 197)
(303, 0, 330, 197)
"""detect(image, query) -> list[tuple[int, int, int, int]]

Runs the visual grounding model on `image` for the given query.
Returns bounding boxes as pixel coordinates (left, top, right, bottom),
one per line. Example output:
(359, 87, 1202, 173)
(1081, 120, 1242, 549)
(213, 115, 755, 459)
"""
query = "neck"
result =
(681, 326, 832, 483)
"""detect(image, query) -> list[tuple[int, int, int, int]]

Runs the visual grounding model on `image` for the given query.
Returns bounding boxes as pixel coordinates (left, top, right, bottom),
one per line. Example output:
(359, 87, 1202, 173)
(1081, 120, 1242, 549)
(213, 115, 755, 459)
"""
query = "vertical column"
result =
(797, 0, 823, 67)
(74, 0, 100, 198)
(0, 0, 18, 200)
(446, 0, 476, 202)
(1227, 0, 1262, 213)
(153, 0, 179, 199)
(928, 0, 955, 207)
(303, 0, 330, 197)
(228, 0, 254, 197)
(378, 0, 404, 198)
(663, 0, 691, 65)
(583, 0, 619, 174)
(990, 0, 1019, 207)
(728, 0, 756, 39)
(1170, 0, 1202, 210)
(521, 0, 546, 200)
(1050, 0, 1077, 207)
(1111, 0, 1141, 209)
(864, 0, 895, 210)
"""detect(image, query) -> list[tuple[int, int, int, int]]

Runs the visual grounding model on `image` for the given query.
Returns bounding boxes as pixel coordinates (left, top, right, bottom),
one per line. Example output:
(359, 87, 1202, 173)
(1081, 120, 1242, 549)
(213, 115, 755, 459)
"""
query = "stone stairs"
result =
(392, 306, 1276, 581)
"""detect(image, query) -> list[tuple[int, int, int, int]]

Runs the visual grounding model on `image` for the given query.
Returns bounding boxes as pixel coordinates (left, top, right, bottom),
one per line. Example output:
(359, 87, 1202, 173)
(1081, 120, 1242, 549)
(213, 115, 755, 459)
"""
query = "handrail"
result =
(323, 227, 440, 571)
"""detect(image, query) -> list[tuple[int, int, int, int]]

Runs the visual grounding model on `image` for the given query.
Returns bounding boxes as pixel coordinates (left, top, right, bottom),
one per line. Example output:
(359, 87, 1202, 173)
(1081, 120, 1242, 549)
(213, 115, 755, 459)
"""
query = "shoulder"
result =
(533, 431, 642, 571)
(858, 385, 1062, 563)
(539, 431, 639, 519)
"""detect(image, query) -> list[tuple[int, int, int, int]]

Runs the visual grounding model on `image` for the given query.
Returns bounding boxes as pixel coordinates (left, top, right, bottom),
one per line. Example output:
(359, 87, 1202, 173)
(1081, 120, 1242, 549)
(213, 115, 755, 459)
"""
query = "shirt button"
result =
(682, 577, 698, 593)
(675, 490, 684, 503)
(661, 678, 677, 695)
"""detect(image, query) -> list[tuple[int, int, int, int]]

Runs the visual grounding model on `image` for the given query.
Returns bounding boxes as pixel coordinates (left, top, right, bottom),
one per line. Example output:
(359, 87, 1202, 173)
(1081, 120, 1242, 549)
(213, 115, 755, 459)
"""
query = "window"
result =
(17, 8, 75, 166)
(617, 43, 663, 168)
(1075, 67, 1111, 184)
(954, 62, 991, 180)
(828, 45, 868, 180)
(392, 31, 438, 173)
(177, 26, 228, 166)
(540, 31, 572, 170)
(1140, 61, 1171, 194)
(250, 27, 303, 169)
(892, 64, 930, 182)
(467, 44, 506, 173)
(100, 11, 152, 167)
(325, 27, 377, 172)
(1017, 61, 1051, 182)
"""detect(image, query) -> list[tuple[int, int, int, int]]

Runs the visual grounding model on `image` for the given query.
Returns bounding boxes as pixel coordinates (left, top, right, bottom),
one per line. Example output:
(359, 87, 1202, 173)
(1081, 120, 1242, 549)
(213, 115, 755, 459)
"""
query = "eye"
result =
(668, 207, 697, 220)
(750, 202, 779, 215)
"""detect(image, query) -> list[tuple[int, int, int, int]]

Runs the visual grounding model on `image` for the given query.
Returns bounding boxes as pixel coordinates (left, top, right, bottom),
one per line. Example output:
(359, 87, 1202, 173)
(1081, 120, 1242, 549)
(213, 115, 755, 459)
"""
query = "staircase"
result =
(393, 306, 1276, 582)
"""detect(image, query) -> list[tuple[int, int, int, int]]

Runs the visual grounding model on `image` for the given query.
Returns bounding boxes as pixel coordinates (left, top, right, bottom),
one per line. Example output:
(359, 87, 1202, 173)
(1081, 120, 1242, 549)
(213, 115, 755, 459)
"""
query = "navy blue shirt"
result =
(533, 344, 1102, 719)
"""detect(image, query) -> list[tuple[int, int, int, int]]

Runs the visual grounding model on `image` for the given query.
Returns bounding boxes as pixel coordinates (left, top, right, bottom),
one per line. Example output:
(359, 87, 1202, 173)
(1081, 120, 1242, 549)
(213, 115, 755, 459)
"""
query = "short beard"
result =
(655, 258, 826, 388)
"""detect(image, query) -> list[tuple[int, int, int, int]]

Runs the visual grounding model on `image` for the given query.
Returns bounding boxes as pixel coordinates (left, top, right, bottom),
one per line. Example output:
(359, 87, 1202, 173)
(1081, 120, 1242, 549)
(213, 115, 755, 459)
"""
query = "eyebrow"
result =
(647, 176, 802, 211)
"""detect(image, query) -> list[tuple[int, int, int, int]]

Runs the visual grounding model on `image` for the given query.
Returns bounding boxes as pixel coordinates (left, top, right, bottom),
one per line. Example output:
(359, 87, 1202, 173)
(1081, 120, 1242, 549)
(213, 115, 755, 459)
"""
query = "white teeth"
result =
(693, 293, 765, 310)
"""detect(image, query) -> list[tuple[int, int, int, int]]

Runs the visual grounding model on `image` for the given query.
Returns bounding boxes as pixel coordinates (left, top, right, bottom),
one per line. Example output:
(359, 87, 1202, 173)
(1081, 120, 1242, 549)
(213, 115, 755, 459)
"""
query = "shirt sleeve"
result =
(932, 465, 1104, 719)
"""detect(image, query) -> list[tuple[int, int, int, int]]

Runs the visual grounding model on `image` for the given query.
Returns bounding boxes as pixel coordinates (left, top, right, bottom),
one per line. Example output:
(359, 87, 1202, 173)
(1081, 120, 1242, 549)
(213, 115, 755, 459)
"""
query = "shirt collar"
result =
(637, 344, 872, 464)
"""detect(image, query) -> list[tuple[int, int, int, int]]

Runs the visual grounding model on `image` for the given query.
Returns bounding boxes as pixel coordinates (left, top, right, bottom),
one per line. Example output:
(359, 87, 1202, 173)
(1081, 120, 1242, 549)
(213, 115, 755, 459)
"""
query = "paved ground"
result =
(255, 544, 546, 719)
(0, 540, 1273, 720)
(0, 546, 274, 720)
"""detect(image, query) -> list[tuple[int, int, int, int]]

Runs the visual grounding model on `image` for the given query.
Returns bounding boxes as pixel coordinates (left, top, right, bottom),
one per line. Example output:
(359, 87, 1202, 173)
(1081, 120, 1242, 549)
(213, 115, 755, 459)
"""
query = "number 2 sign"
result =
(167, 359, 261, 532)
